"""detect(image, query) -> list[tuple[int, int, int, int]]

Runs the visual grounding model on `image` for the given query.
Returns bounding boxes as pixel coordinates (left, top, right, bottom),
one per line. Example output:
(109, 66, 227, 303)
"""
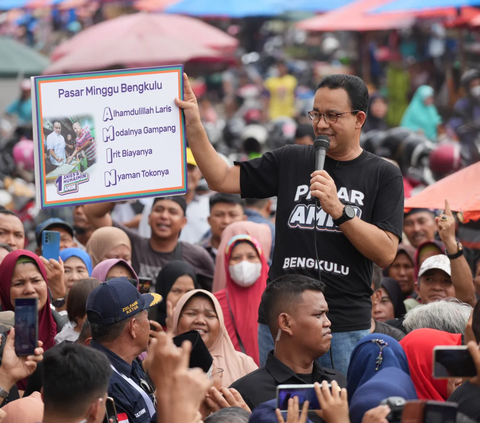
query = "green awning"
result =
(0, 37, 49, 77)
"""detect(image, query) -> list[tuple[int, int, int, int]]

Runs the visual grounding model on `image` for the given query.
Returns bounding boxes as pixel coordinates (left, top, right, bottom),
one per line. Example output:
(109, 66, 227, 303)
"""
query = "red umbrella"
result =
(296, 0, 415, 31)
(44, 32, 223, 74)
(404, 161, 480, 223)
(51, 13, 238, 62)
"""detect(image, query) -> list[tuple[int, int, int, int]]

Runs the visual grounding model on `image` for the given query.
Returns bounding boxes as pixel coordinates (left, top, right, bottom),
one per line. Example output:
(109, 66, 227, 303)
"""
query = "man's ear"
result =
(414, 281, 419, 296)
(278, 313, 293, 336)
(89, 397, 105, 422)
(356, 111, 367, 129)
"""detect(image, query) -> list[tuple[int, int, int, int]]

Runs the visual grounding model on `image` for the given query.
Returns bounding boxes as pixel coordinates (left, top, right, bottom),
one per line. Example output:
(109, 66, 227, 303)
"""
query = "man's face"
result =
(372, 288, 395, 322)
(416, 269, 455, 304)
(388, 252, 415, 294)
(134, 310, 150, 352)
(73, 206, 92, 232)
(0, 214, 25, 250)
(290, 290, 332, 359)
(47, 226, 76, 250)
(207, 203, 245, 240)
(148, 200, 186, 240)
(312, 88, 364, 158)
(73, 123, 81, 136)
(53, 122, 61, 135)
(403, 212, 436, 248)
(187, 164, 201, 194)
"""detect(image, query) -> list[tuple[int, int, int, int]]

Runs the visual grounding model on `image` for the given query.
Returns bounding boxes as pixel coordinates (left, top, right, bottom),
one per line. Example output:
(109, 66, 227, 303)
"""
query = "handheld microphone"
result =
(314, 135, 331, 172)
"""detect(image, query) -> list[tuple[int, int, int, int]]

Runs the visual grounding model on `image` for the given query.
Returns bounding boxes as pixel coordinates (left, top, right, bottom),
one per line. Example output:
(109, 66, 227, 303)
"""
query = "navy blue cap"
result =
(86, 278, 162, 325)
(35, 218, 74, 246)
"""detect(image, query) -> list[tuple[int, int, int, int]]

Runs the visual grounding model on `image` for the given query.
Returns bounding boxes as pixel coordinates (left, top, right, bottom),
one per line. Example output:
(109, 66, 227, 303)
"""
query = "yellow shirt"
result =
(265, 75, 298, 119)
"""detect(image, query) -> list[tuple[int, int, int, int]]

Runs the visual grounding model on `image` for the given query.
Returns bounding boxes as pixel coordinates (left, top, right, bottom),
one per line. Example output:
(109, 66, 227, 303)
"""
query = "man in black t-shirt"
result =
(176, 73, 403, 375)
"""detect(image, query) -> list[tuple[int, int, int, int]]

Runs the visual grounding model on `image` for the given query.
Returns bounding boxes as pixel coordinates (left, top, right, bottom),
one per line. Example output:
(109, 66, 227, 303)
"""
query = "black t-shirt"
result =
(237, 146, 404, 331)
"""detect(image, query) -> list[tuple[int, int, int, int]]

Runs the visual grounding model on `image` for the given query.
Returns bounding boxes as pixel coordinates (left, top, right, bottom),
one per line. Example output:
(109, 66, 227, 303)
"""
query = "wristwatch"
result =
(446, 242, 464, 260)
(333, 205, 356, 227)
(51, 296, 66, 307)
(0, 385, 9, 400)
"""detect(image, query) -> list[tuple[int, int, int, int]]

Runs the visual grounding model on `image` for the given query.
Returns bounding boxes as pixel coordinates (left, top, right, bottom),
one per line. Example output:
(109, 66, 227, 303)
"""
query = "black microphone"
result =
(314, 135, 331, 171)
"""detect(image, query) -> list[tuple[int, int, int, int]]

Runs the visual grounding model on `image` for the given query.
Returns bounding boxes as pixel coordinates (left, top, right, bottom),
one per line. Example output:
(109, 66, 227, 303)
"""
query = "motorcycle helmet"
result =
(13, 139, 35, 171)
(429, 142, 463, 180)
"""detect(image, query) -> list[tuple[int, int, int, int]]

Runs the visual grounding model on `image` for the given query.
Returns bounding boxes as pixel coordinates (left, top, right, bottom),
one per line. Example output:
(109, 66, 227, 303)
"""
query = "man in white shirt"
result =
(45, 121, 66, 173)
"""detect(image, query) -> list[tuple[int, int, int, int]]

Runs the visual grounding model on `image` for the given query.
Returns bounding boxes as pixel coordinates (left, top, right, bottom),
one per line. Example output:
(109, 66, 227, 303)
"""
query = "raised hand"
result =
(174, 73, 202, 129)
(205, 387, 251, 414)
(275, 396, 309, 423)
(435, 199, 456, 249)
(314, 381, 350, 423)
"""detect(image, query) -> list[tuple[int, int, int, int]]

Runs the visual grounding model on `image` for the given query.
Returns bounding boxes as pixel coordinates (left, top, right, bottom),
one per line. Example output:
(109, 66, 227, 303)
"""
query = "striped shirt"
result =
(76, 127, 96, 162)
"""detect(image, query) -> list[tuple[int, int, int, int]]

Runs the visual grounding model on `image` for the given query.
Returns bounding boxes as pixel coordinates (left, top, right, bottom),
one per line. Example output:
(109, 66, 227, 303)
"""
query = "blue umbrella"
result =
(165, 0, 289, 17)
(0, 0, 30, 10)
(285, 0, 357, 12)
(372, 0, 479, 13)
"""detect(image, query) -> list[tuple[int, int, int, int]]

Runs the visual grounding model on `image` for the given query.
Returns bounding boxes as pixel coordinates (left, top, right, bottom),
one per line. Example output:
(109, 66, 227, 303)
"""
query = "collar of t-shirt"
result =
(265, 351, 331, 385)
(90, 340, 134, 378)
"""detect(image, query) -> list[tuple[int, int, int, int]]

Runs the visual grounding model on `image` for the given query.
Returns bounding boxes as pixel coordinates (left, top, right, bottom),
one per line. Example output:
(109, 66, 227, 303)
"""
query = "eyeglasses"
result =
(307, 110, 360, 125)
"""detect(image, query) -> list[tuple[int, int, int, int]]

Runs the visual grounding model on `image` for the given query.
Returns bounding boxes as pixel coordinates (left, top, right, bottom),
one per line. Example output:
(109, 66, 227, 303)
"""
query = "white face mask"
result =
(471, 86, 480, 98)
(228, 261, 262, 287)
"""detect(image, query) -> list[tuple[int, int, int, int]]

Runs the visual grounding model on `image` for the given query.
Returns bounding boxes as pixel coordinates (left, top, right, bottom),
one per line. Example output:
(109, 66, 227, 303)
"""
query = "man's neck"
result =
(274, 344, 314, 374)
(210, 235, 220, 249)
(248, 207, 269, 219)
(327, 145, 363, 162)
(149, 236, 179, 253)
(100, 340, 137, 365)
(43, 413, 86, 423)
(185, 190, 195, 205)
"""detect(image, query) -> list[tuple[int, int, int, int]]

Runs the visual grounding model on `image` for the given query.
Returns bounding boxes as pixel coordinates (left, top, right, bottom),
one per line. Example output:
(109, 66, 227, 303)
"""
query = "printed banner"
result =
(32, 65, 187, 208)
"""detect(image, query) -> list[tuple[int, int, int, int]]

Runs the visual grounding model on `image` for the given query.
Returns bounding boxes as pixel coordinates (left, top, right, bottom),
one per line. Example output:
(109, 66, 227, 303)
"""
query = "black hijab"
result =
(381, 277, 407, 319)
(155, 260, 200, 326)
(363, 93, 389, 133)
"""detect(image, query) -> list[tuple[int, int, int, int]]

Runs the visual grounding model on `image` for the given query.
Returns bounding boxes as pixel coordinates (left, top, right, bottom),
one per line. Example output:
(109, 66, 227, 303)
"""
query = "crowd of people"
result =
(0, 69, 478, 423)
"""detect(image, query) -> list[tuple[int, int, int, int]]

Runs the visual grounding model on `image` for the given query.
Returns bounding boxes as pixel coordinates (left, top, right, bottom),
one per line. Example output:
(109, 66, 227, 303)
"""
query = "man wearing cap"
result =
(35, 217, 77, 255)
(87, 278, 162, 423)
(84, 194, 214, 290)
(137, 148, 210, 243)
(403, 208, 437, 248)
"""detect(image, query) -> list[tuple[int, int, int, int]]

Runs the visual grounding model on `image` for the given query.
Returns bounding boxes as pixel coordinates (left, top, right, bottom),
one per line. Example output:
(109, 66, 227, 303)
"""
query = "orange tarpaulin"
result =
(296, 0, 416, 32)
(404, 161, 480, 223)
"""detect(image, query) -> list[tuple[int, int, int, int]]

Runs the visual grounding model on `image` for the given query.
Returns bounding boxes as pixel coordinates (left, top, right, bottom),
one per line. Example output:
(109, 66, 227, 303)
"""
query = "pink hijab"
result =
(212, 221, 272, 292)
(173, 289, 258, 387)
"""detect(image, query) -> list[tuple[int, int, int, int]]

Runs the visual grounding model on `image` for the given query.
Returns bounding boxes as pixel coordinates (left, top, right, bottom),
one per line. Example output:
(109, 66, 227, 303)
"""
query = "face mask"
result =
(228, 261, 262, 287)
(471, 86, 480, 98)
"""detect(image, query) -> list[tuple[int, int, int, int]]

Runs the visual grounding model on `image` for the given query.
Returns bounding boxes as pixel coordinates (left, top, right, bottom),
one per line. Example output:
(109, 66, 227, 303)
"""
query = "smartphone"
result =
(42, 230, 60, 261)
(138, 277, 152, 294)
(423, 401, 457, 423)
(103, 397, 119, 423)
(433, 346, 477, 378)
(471, 300, 480, 343)
(14, 298, 38, 356)
(277, 384, 326, 411)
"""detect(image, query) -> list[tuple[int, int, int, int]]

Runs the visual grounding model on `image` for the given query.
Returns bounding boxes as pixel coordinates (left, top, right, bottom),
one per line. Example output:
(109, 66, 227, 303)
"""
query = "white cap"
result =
(418, 254, 451, 278)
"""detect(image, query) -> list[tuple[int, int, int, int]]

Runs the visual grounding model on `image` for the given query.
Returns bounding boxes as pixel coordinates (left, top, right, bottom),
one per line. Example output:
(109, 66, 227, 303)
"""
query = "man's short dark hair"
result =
(78, 319, 91, 344)
(90, 318, 131, 343)
(0, 243, 13, 254)
(372, 263, 383, 292)
(204, 407, 250, 423)
(295, 123, 315, 141)
(0, 208, 18, 218)
(244, 198, 268, 209)
(317, 74, 369, 114)
(209, 193, 245, 211)
(43, 343, 111, 418)
(263, 275, 326, 336)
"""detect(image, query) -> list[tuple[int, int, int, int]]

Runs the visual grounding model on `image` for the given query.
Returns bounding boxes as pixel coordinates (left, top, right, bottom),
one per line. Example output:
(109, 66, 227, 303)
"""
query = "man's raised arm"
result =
(84, 202, 114, 229)
(175, 73, 241, 194)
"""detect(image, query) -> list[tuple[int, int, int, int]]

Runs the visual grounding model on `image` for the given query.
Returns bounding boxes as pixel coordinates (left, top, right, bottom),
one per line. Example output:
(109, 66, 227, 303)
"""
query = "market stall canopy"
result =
(296, 0, 416, 31)
(164, 0, 288, 17)
(284, 0, 357, 12)
(373, 0, 480, 13)
(0, 0, 29, 9)
(0, 37, 49, 76)
(404, 161, 480, 223)
(51, 13, 237, 63)
(135, 0, 180, 11)
(44, 31, 224, 74)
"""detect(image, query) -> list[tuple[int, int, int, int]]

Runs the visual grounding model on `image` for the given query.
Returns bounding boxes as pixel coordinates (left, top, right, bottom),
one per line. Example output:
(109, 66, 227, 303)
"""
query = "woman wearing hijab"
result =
(86, 227, 132, 267)
(400, 85, 442, 141)
(386, 243, 416, 300)
(212, 221, 272, 293)
(0, 250, 57, 389)
(363, 93, 389, 134)
(60, 248, 93, 292)
(91, 258, 139, 286)
(347, 333, 410, 401)
(372, 277, 406, 322)
(349, 367, 417, 423)
(173, 289, 258, 387)
(215, 234, 269, 365)
(155, 260, 200, 329)
(400, 328, 462, 401)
